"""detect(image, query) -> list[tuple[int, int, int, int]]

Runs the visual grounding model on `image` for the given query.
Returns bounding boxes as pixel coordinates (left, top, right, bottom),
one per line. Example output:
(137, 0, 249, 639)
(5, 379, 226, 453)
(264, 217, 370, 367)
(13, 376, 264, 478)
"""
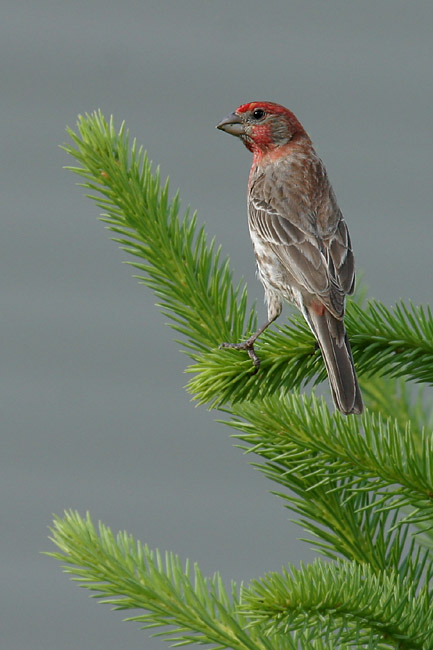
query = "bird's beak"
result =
(216, 112, 245, 137)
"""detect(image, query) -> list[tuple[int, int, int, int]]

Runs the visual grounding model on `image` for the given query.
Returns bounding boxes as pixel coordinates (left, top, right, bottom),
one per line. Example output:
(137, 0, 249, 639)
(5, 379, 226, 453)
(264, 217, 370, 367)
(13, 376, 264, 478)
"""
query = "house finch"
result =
(216, 101, 363, 415)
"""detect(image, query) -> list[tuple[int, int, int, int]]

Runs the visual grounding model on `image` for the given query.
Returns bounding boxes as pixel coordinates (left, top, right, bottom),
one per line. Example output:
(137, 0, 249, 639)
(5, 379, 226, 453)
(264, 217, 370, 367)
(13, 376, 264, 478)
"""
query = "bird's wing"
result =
(248, 179, 354, 318)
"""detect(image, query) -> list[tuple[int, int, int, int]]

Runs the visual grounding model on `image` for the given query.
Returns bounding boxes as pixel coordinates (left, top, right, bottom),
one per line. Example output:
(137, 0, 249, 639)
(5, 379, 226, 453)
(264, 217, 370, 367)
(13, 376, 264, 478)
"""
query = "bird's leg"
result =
(219, 316, 277, 373)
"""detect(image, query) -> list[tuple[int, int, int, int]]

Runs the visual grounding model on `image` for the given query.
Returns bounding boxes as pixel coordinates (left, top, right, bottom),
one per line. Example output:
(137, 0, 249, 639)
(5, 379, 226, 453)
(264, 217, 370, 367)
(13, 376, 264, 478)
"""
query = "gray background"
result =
(2, 1, 432, 648)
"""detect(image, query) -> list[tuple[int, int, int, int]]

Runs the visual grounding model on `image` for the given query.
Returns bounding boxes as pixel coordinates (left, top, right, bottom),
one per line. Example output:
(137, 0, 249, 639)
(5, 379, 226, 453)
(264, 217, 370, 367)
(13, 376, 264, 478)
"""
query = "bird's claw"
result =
(219, 340, 261, 374)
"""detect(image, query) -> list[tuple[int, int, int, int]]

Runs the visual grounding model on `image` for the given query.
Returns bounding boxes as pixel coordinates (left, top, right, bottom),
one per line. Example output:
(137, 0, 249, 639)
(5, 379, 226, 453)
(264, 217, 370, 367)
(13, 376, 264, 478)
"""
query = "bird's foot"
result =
(219, 337, 261, 373)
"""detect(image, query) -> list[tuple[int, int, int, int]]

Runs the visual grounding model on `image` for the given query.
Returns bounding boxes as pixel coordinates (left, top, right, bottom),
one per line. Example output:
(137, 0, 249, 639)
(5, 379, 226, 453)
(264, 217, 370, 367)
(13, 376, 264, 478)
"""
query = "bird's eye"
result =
(252, 108, 266, 120)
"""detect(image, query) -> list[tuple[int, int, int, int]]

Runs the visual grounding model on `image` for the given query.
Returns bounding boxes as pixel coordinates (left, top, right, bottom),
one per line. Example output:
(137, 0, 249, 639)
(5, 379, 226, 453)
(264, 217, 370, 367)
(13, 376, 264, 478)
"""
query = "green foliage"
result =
(228, 390, 433, 530)
(48, 512, 275, 650)
(49, 111, 433, 649)
(243, 560, 432, 648)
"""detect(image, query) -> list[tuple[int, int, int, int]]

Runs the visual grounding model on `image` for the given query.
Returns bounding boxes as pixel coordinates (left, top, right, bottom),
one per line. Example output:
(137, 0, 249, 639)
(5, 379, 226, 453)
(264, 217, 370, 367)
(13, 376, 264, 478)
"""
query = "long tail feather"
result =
(306, 307, 363, 415)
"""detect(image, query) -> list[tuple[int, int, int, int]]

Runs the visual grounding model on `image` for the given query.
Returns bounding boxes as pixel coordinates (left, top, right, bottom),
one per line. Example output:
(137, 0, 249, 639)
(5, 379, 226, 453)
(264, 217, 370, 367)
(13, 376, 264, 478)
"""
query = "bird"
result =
(216, 101, 363, 415)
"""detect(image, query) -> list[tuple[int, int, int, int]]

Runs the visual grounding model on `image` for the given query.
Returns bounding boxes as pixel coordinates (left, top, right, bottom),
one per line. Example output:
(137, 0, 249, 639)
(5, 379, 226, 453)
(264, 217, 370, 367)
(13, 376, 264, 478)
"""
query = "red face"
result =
(217, 102, 305, 155)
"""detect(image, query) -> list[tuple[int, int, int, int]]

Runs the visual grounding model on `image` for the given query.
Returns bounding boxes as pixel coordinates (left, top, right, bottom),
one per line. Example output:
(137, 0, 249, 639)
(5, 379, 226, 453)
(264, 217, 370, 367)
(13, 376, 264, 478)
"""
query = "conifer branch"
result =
(224, 392, 433, 579)
(47, 511, 309, 650)
(242, 560, 433, 649)
(227, 392, 433, 528)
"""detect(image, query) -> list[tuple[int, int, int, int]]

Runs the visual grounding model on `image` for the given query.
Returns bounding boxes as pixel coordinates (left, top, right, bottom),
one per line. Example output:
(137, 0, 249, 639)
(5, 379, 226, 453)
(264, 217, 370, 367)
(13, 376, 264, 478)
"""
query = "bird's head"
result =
(216, 102, 306, 158)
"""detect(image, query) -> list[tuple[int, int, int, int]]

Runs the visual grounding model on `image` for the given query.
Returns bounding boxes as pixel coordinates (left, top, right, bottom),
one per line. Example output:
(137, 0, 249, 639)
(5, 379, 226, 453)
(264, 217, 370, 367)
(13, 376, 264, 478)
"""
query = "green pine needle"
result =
(242, 559, 433, 649)
(47, 511, 299, 650)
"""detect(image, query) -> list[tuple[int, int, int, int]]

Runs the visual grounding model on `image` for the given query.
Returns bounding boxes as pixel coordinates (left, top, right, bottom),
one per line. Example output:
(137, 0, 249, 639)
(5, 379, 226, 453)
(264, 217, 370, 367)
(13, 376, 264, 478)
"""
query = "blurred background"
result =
(2, 1, 432, 647)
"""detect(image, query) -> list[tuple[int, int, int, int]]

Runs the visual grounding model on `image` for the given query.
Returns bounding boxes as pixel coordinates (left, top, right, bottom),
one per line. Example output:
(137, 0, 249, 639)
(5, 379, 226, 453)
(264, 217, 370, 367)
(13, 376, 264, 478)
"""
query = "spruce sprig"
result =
(242, 559, 432, 649)
(227, 392, 433, 528)
(47, 511, 279, 650)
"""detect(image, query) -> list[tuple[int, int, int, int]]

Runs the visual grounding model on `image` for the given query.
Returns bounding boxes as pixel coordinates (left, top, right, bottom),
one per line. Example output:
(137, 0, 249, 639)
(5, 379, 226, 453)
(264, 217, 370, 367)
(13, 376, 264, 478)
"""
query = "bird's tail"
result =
(306, 307, 363, 415)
